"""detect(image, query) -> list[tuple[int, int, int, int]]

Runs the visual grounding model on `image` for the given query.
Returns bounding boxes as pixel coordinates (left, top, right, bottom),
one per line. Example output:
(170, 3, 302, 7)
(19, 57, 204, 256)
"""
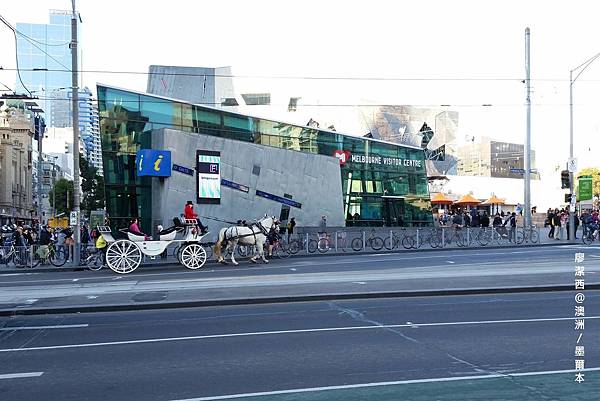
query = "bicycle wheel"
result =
(583, 232, 593, 245)
(50, 247, 68, 267)
(477, 230, 490, 246)
(276, 243, 291, 259)
(317, 238, 330, 253)
(307, 239, 318, 253)
(429, 233, 441, 248)
(288, 240, 301, 255)
(383, 236, 395, 250)
(351, 237, 363, 251)
(401, 236, 414, 249)
(86, 252, 105, 271)
(370, 236, 384, 251)
(515, 229, 525, 244)
(529, 229, 539, 244)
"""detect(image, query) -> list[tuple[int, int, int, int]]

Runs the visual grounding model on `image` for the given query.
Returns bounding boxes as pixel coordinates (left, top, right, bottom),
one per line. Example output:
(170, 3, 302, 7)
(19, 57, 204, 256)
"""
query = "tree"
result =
(79, 155, 105, 215)
(576, 167, 600, 197)
(48, 179, 74, 216)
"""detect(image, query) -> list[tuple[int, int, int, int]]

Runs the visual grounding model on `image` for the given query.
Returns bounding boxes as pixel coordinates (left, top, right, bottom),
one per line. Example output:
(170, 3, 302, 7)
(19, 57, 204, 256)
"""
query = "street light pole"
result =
(71, 0, 81, 266)
(569, 51, 600, 241)
(524, 28, 532, 228)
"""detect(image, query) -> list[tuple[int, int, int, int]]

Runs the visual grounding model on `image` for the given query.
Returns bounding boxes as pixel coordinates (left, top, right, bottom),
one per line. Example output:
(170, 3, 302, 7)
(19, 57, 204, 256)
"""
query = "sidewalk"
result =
(1, 226, 583, 274)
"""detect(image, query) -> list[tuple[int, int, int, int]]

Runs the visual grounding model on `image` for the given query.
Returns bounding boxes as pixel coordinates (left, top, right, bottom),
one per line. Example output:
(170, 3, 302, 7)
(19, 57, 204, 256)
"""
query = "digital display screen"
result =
(196, 150, 221, 204)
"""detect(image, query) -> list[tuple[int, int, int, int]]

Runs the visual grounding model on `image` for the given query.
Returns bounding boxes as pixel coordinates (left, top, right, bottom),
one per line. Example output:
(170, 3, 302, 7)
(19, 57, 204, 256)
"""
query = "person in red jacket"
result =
(184, 201, 208, 234)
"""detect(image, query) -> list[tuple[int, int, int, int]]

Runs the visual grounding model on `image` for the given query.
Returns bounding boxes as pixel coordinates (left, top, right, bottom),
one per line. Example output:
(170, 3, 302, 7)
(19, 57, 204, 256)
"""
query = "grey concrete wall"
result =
(152, 128, 344, 239)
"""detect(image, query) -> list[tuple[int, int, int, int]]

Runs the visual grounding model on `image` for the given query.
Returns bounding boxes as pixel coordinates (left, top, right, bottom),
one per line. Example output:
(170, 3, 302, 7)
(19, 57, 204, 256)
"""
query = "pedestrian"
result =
(480, 212, 490, 228)
(573, 212, 580, 240)
(548, 208, 556, 238)
(508, 212, 517, 242)
(183, 201, 208, 234)
(471, 211, 480, 227)
(552, 209, 561, 239)
(559, 211, 568, 240)
(287, 217, 296, 241)
(318, 215, 327, 239)
(581, 210, 590, 237)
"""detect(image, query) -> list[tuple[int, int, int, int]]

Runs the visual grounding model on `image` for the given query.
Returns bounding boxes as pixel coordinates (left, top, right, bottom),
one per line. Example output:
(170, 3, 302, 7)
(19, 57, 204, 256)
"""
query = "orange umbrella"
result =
(430, 193, 453, 205)
(481, 195, 505, 205)
(454, 193, 481, 206)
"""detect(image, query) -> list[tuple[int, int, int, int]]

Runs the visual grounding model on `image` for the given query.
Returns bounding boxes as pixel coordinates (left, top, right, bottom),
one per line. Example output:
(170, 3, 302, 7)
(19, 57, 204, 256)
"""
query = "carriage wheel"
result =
(106, 240, 142, 274)
(180, 243, 207, 270)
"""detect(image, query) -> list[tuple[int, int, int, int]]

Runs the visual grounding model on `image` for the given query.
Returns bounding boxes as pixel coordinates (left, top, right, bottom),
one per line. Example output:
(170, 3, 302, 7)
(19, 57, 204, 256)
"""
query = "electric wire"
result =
(0, 14, 32, 96)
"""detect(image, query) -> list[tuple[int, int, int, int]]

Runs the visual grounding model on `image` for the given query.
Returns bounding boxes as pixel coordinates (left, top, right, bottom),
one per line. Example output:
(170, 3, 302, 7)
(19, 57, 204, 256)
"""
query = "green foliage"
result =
(576, 167, 600, 197)
(79, 156, 105, 215)
(48, 179, 74, 215)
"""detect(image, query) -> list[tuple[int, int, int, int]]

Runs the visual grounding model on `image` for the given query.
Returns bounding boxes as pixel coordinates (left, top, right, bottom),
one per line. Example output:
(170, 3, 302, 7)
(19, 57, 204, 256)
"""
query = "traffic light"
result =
(561, 170, 570, 189)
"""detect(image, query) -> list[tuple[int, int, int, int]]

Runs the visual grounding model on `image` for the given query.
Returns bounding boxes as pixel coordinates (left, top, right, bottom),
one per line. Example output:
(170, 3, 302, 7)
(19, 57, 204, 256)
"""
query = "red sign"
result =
(333, 150, 351, 165)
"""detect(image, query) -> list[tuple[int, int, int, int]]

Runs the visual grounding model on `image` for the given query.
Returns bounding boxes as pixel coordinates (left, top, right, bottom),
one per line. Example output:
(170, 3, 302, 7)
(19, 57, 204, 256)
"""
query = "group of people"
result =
(546, 208, 600, 240)
(439, 209, 518, 241)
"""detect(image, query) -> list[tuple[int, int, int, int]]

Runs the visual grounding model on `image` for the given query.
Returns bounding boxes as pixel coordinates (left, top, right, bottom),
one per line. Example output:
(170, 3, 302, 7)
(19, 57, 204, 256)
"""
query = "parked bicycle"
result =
(352, 229, 384, 251)
(516, 226, 539, 244)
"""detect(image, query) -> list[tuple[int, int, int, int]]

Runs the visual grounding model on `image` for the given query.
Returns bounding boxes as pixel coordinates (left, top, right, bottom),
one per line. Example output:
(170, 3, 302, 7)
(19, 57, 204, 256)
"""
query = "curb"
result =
(1, 283, 597, 316)
(2, 240, 581, 274)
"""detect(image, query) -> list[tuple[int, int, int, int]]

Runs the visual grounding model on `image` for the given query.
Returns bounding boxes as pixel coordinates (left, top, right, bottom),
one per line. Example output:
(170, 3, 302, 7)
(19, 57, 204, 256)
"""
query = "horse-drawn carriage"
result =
(98, 218, 209, 274)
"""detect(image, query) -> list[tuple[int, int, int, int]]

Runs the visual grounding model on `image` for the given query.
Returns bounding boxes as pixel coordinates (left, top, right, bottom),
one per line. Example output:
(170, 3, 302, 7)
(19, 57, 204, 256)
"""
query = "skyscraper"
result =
(15, 10, 75, 125)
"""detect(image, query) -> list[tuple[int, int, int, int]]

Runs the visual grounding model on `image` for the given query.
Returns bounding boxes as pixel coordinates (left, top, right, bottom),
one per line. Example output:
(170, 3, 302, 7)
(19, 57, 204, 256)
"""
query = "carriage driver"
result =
(184, 201, 208, 235)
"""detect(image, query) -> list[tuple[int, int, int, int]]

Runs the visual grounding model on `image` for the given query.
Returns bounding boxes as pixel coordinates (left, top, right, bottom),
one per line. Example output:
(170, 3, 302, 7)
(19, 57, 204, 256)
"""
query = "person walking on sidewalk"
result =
(558, 210, 567, 240)
(552, 209, 561, 239)
(508, 212, 517, 243)
(548, 209, 556, 238)
(573, 213, 580, 240)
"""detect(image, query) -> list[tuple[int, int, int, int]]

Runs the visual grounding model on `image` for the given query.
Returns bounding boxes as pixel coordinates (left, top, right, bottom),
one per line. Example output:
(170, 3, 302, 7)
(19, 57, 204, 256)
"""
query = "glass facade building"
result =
(15, 10, 77, 126)
(98, 85, 432, 231)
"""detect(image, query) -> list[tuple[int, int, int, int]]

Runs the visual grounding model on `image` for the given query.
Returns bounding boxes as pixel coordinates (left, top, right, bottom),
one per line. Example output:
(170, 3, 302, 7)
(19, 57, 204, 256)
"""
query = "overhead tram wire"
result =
(0, 14, 32, 96)
(0, 66, 577, 82)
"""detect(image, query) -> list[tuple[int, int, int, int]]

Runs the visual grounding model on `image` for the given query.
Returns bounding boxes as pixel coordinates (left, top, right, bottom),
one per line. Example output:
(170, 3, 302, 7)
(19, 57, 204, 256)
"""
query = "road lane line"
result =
(171, 367, 600, 400)
(0, 372, 43, 380)
(1, 316, 598, 353)
(0, 324, 89, 331)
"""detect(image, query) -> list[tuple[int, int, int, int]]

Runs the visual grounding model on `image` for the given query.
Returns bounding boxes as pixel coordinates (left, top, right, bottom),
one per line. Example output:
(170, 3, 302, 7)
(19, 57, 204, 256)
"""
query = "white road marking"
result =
(1, 316, 597, 353)
(353, 281, 366, 285)
(446, 261, 455, 264)
(171, 367, 600, 400)
(86, 295, 98, 299)
(0, 324, 88, 331)
(0, 372, 44, 380)
(289, 268, 297, 271)
(24, 299, 37, 304)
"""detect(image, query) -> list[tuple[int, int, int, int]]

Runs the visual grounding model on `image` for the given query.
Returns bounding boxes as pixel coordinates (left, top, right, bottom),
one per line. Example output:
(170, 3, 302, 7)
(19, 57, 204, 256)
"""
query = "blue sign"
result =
(256, 190, 302, 209)
(136, 149, 172, 177)
(221, 179, 249, 193)
(173, 164, 194, 176)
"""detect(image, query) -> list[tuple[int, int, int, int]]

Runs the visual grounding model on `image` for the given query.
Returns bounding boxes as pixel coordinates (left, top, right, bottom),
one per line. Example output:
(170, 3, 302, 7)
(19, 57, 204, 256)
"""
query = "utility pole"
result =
(524, 27, 532, 228)
(37, 117, 43, 226)
(71, 0, 81, 266)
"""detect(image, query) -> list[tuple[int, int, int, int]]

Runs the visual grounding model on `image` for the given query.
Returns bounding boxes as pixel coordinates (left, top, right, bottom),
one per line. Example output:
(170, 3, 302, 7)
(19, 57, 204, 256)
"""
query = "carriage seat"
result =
(157, 225, 182, 241)
(119, 228, 148, 242)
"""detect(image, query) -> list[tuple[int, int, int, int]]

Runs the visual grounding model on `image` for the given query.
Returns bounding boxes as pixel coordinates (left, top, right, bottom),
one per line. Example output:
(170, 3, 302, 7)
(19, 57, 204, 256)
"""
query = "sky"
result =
(2, 0, 600, 185)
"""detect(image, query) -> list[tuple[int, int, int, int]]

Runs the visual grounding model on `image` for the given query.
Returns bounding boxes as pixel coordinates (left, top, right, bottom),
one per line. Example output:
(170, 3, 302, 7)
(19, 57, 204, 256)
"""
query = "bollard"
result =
(389, 230, 393, 251)
(362, 230, 366, 251)
(335, 231, 338, 252)
(442, 228, 445, 248)
(305, 232, 309, 253)
(466, 228, 470, 247)
(416, 229, 420, 249)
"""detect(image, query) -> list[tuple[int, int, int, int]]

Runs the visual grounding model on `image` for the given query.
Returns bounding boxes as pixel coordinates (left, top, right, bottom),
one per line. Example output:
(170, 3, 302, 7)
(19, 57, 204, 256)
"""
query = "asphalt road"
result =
(0, 291, 598, 401)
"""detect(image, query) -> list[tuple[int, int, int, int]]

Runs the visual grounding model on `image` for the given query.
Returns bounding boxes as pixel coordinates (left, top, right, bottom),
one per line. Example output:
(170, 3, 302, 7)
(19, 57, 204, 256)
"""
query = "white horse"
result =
(213, 216, 277, 265)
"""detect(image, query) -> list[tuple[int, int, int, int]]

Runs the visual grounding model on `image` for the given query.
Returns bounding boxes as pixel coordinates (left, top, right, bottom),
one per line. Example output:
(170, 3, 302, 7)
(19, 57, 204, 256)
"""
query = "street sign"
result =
(510, 168, 525, 174)
(568, 157, 578, 173)
(69, 211, 78, 226)
(570, 194, 577, 207)
(579, 176, 593, 201)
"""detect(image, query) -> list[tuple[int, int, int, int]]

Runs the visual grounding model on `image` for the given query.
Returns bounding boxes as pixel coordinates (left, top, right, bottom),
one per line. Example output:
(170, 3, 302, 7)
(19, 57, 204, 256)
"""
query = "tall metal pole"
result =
(524, 27, 531, 228)
(71, 0, 81, 266)
(37, 121, 43, 226)
(569, 69, 575, 240)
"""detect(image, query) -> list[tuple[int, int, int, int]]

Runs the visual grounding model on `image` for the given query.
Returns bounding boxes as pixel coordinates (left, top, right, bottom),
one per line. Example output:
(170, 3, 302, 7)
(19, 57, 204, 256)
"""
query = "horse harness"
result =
(223, 221, 271, 246)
